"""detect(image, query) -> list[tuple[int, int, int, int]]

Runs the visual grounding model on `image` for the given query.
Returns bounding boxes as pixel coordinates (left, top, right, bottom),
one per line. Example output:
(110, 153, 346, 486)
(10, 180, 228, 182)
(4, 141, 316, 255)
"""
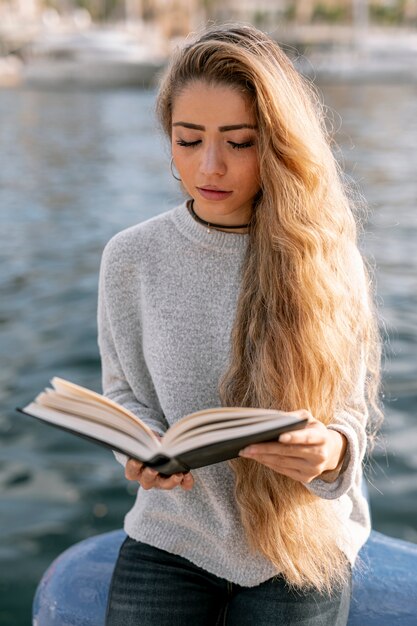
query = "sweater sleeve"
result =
(303, 399, 368, 500)
(97, 235, 168, 466)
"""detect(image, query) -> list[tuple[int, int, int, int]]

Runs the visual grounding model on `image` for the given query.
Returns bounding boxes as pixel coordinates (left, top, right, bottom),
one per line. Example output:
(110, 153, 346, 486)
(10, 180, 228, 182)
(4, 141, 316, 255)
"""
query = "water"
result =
(0, 83, 416, 625)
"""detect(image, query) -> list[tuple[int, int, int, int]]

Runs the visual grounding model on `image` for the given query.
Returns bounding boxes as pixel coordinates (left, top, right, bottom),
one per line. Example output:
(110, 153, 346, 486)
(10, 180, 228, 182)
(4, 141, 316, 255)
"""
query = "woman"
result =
(99, 24, 381, 625)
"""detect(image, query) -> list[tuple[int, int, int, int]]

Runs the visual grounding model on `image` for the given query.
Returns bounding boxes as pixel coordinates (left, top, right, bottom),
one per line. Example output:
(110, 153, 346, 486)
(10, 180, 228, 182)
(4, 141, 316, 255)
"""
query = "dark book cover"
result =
(17, 408, 307, 476)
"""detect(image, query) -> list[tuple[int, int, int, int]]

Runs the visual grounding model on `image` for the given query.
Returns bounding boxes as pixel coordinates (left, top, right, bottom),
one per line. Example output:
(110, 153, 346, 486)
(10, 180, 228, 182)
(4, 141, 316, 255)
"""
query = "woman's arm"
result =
(98, 235, 195, 491)
(239, 361, 368, 499)
(97, 236, 169, 460)
(239, 413, 348, 483)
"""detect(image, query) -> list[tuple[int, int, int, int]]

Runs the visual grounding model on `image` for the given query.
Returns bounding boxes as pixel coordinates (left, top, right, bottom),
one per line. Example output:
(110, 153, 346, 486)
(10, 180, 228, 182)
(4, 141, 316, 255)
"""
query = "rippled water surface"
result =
(0, 82, 416, 625)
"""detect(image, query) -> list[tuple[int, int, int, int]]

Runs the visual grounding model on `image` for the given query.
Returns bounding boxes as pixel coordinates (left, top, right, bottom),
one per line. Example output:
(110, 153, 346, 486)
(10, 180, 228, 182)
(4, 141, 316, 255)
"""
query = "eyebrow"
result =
(172, 122, 257, 132)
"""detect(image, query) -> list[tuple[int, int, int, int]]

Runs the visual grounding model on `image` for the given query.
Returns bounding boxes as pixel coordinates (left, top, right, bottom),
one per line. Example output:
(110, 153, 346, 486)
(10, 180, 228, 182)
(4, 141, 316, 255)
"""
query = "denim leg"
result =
(105, 537, 228, 626)
(225, 572, 352, 626)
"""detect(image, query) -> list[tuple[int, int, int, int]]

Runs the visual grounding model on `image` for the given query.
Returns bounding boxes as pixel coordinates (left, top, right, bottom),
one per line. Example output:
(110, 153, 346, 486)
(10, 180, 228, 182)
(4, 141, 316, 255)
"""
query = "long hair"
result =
(157, 24, 382, 593)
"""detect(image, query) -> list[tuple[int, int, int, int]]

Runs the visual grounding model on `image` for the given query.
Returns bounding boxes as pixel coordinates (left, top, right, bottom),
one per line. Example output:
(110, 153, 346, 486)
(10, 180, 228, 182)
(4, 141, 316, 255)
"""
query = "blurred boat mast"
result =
(124, 0, 142, 24)
(352, 0, 369, 53)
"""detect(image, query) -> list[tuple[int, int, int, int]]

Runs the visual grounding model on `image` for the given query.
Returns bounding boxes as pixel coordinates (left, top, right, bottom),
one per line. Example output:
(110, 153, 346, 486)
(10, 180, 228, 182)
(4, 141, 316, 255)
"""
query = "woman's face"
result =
(171, 81, 260, 226)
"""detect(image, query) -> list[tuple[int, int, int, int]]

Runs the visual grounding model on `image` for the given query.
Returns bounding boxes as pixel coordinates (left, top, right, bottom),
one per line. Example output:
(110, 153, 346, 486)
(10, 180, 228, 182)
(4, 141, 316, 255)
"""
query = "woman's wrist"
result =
(320, 430, 348, 482)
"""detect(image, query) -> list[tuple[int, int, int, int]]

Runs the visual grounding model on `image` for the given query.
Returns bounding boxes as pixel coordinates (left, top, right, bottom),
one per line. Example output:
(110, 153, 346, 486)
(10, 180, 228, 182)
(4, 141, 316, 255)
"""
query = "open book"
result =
(18, 378, 308, 475)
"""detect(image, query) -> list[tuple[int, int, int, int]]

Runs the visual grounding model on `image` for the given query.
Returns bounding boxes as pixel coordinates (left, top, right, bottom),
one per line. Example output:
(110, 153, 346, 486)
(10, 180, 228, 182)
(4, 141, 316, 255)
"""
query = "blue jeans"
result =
(106, 537, 351, 626)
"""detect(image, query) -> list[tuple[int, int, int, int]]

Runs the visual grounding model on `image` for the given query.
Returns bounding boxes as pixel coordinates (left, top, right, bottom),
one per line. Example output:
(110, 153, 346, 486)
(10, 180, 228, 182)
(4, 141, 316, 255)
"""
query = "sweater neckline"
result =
(171, 201, 250, 253)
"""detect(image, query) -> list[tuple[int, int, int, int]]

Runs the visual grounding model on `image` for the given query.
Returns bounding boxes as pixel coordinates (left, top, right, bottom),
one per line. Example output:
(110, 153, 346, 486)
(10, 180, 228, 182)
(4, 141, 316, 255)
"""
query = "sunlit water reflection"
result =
(0, 82, 416, 624)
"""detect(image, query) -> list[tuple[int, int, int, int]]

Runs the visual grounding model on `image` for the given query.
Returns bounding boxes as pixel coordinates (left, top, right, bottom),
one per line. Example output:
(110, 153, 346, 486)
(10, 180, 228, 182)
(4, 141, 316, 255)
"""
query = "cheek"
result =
(171, 150, 197, 197)
(172, 148, 193, 177)
(239, 155, 260, 191)
(171, 147, 189, 180)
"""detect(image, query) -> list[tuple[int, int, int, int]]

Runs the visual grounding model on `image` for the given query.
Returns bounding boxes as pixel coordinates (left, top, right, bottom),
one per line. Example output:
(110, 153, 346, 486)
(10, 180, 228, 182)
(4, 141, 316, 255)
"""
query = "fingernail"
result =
(239, 446, 254, 456)
(280, 434, 291, 443)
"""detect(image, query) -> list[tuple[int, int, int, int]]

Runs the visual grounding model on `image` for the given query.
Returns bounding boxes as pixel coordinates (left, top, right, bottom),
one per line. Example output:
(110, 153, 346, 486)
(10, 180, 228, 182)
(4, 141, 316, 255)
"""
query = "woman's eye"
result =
(176, 139, 201, 148)
(229, 141, 255, 150)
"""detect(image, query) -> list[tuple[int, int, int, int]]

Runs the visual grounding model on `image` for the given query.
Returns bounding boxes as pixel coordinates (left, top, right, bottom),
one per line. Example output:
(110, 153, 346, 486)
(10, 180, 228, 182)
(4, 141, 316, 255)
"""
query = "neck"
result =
(188, 200, 251, 233)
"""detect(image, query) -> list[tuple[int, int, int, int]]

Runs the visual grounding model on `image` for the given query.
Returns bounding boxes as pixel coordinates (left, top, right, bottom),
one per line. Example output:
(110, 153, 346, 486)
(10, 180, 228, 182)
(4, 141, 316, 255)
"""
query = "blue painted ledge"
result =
(33, 529, 417, 625)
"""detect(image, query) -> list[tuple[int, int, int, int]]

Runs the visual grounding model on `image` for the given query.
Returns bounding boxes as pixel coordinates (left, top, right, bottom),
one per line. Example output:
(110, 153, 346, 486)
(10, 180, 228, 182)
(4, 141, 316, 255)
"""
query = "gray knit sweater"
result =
(97, 201, 371, 587)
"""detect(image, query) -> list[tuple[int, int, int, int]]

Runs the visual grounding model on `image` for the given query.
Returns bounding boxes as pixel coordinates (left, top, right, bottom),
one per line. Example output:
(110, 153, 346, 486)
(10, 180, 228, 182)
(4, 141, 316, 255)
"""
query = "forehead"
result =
(172, 80, 256, 126)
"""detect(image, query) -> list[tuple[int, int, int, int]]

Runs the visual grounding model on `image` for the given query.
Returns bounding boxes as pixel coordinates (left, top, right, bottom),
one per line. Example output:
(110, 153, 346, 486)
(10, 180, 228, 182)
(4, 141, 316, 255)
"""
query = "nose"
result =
(199, 143, 226, 177)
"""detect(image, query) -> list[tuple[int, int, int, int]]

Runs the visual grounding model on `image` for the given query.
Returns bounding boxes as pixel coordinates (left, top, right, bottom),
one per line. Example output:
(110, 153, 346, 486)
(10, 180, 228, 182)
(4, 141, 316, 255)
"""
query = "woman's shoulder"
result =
(101, 205, 182, 263)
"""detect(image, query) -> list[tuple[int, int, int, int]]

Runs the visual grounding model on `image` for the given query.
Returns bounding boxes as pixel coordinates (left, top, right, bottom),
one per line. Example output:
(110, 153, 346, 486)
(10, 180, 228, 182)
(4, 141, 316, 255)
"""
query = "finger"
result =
(252, 456, 321, 483)
(247, 454, 311, 471)
(279, 428, 326, 446)
(255, 457, 306, 480)
(240, 435, 325, 455)
(246, 452, 327, 481)
(155, 472, 185, 490)
(139, 466, 160, 489)
(180, 473, 194, 490)
(241, 444, 325, 462)
(125, 459, 144, 481)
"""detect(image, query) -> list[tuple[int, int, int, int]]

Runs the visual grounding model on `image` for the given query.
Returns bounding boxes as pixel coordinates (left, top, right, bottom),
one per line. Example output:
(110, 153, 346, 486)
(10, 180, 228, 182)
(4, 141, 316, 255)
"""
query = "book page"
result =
(161, 416, 304, 458)
(162, 407, 291, 446)
(162, 415, 281, 447)
(50, 378, 157, 440)
(23, 402, 158, 460)
(35, 391, 153, 442)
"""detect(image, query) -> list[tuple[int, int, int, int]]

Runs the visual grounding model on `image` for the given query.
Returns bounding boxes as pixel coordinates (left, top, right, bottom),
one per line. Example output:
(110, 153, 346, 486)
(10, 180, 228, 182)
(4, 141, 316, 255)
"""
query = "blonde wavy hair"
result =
(157, 24, 382, 593)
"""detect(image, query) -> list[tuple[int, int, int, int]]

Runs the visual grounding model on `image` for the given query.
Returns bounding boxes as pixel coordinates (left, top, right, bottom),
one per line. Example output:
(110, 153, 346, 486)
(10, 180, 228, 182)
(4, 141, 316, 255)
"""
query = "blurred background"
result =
(1, 1, 417, 624)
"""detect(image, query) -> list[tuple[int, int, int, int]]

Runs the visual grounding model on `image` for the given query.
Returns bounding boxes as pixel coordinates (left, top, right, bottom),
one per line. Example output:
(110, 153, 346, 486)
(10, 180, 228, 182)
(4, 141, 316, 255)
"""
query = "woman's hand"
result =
(125, 429, 194, 491)
(125, 459, 194, 491)
(239, 411, 347, 484)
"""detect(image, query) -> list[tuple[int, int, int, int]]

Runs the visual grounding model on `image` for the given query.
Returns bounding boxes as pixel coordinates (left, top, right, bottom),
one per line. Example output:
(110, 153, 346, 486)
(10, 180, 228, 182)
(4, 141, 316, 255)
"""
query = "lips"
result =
(197, 187, 233, 201)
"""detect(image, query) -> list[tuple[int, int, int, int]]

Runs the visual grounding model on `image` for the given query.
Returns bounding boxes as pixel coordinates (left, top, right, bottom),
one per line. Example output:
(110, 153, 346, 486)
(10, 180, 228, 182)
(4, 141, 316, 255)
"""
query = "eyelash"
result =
(175, 139, 254, 150)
